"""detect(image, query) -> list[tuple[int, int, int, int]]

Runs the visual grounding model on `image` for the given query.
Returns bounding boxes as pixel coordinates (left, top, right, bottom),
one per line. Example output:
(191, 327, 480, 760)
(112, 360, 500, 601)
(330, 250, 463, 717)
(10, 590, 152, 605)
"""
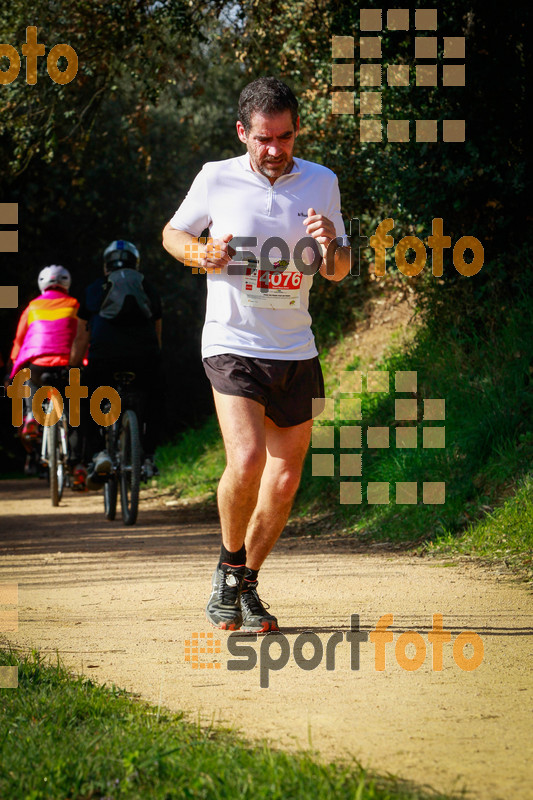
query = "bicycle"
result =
(38, 368, 76, 506)
(101, 371, 142, 525)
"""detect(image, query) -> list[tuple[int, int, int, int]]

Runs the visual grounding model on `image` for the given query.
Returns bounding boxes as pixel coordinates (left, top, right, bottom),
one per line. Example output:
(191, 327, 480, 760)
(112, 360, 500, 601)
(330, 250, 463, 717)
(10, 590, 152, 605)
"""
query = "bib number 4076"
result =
(254, 268, 302, 290)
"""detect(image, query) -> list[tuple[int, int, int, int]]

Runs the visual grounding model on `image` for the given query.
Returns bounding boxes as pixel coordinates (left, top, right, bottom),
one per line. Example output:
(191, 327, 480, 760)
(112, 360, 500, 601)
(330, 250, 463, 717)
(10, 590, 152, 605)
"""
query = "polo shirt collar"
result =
(238, 153, 301, 182)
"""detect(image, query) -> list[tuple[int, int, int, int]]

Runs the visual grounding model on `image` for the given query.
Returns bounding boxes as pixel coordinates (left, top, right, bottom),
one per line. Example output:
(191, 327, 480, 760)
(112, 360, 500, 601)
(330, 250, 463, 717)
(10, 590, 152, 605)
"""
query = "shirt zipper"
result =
(266, 187, 274, 216)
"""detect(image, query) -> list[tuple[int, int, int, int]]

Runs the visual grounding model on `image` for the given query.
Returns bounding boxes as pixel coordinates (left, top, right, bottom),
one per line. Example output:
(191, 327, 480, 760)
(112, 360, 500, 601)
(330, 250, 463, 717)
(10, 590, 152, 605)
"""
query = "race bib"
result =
(240, 261, 302, 309)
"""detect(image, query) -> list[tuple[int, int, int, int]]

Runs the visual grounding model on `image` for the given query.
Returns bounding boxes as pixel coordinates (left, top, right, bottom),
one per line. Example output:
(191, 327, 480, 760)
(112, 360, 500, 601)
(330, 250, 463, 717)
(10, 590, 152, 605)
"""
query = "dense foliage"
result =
(0, 0, 528, 469)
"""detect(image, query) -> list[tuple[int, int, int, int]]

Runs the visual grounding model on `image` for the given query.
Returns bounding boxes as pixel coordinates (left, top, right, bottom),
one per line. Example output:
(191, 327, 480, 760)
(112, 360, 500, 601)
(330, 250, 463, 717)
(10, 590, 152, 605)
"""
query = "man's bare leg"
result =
(239, 415, 312, 631)
(245, 415, 313, 569)
(212, 390, 268, 551)
(205, 390, 269, 630)
(208, 390, 313, 630)
(213, 390, 312, 561)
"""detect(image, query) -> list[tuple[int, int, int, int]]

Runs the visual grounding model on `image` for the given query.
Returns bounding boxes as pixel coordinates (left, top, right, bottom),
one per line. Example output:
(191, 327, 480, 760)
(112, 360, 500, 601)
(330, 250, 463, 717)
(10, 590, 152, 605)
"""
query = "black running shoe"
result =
(86, 450, 112, 491)
(240, 579, 279, 633)
(205, 563, 246, 630)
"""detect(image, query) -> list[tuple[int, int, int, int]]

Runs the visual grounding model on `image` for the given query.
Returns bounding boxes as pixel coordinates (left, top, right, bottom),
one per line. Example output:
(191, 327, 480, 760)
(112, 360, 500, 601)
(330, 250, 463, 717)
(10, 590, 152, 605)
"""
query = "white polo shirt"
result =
(169, 154, 346, 360)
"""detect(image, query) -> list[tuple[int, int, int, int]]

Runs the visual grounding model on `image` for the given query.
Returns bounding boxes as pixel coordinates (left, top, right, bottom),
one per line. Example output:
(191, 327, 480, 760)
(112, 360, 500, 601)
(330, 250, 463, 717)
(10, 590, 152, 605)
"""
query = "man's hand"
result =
(197, 233, 234, 273)
(162, 224, 235, 274)
(304, 207, 336, 257)
(304, 207, 351, 282)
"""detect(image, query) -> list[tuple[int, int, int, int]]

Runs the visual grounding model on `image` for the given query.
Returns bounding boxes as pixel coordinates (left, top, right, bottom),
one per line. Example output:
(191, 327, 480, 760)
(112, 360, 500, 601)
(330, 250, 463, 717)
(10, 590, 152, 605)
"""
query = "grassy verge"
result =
(0, 470, 26, 480)
(156, 415, 224, 498)
(155, 289, 533, 579)
(428, 474, 533, 578)
(298, 289, 533, 578)
(0, 647, 462, 800)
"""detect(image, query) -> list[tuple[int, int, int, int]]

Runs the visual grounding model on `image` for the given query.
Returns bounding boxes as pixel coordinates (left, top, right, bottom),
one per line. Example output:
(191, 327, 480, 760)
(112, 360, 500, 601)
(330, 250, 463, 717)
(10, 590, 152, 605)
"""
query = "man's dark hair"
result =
(238, 77, 298, 132)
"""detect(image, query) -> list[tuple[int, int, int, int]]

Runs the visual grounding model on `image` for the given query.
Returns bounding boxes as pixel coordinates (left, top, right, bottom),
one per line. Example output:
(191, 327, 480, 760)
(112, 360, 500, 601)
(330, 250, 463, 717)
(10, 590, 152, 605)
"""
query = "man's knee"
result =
(274, 466, 303, 503)
(226, 447, 266, 485)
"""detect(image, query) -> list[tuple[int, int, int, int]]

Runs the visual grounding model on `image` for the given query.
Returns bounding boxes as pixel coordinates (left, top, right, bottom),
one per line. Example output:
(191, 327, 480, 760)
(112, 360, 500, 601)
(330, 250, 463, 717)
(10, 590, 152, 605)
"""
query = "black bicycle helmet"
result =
(103, 240, 140, 271)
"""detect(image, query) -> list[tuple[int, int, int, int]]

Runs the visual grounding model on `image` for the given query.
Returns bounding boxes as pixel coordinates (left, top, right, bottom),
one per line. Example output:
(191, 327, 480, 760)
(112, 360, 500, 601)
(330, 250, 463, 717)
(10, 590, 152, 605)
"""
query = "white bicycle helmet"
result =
(103, 240, 140, 271)
(38, 265, 71, 293)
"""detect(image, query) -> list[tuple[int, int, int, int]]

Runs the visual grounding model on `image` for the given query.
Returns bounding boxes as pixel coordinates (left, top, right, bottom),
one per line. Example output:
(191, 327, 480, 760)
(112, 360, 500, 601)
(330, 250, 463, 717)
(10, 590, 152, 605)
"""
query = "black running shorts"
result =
(203, 353, 325, 428)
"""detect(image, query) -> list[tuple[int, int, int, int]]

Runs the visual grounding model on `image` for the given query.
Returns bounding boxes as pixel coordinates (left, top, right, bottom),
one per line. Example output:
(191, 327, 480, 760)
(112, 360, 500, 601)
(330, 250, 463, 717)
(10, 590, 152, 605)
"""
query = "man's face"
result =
(236, 110, 299, 183)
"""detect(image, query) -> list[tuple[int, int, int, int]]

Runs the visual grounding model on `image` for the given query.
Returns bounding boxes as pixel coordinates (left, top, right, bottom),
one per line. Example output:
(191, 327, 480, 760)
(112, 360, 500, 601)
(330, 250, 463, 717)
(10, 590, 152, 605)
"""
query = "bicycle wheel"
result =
(60, 421, 72, 492)
(104, 475, 118, 520)
(48, 424, 64, 507)
(104, 428, 118, 521)
(57, 420, 69, 501)
(119, 409, 141, 525)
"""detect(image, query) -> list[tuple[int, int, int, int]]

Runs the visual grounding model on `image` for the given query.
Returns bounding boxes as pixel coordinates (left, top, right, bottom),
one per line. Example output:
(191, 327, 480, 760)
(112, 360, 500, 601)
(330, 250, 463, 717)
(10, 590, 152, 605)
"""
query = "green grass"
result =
(0, 469, 26, 479)
(156, 415, 224, 499)
(0, 648, 463, 800)
(429, 473, 533, 580)
(0, 442, 25, 479)
(155, 289, 533, 577)
(295, 289, 533, 566)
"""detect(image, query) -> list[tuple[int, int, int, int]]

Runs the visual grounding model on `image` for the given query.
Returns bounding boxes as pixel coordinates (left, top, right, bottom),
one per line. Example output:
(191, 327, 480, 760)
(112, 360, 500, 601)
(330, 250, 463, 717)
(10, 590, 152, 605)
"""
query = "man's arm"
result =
(162, 224, 196, 264)
(162, 223, 234, 272)
(319, 241, 352, 282)
(70, 318, 90, 366)
(304, 207, 351, 282)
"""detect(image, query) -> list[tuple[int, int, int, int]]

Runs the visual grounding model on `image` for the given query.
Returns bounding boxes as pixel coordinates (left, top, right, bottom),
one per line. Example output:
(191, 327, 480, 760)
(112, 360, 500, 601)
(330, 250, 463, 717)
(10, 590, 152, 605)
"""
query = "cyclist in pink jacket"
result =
(4, 265, 79, 475)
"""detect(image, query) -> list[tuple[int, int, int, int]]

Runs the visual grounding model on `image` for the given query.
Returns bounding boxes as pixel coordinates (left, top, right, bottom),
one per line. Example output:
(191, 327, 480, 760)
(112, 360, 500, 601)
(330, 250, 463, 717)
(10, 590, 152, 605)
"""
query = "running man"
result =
(162, 77, 351, 632)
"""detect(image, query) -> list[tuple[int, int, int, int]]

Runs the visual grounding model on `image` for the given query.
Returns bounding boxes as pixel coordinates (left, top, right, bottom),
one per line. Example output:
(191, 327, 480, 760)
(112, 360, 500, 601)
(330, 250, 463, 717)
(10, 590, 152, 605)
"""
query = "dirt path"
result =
(1, 479, 532, 799)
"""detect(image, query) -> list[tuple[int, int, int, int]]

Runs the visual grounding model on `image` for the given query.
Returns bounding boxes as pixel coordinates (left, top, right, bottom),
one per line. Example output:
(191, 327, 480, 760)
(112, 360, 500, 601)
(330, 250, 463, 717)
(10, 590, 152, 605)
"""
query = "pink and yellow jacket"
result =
(10, 289, 79, 377)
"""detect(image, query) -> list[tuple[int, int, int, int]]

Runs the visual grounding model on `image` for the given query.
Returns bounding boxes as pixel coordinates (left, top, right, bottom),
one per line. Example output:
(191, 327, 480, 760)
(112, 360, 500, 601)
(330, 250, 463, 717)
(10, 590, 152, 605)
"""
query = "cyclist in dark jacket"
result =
(70, 240, 163, 489)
